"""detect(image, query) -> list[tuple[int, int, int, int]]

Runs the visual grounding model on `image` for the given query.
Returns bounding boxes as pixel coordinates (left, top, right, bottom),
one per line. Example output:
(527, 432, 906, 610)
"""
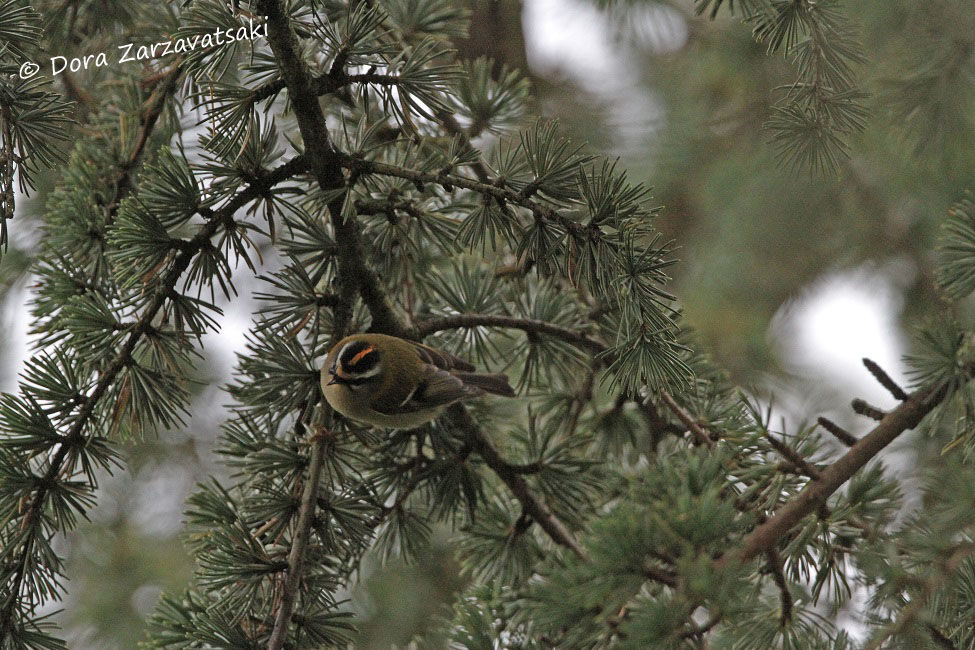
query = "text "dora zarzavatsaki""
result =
(21, 19, 267, 79)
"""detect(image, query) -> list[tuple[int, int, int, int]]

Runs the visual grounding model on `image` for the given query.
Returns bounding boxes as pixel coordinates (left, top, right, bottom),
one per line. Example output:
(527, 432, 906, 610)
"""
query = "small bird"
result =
(322, 333, 515, 428)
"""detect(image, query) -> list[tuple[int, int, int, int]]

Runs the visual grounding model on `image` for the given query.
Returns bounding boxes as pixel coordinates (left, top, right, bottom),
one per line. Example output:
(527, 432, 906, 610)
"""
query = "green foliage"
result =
(0, 0, 72, 253)
(656, 0, 870, 172)
(936, 195, 975, 300)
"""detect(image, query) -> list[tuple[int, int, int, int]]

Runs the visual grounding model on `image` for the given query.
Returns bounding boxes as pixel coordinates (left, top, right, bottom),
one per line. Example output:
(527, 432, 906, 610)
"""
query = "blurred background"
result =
(0, 0, 972, 646)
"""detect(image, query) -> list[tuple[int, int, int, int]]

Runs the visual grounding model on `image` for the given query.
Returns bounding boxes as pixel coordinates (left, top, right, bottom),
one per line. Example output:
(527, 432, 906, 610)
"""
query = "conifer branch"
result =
(366, 456, 431, 528)
(104, 63, 184, 221)
(722, 378, 954, 567)
(764, 548, 792, 625)
(862, 542, 975, 650)
(60, 71, 95, 117)
(0, 153, 307, 642)
(926, 624, 958, 650)
(435, 109, 492, 183)
(256, 0, 424, 643)
(817, 416, 858, 446)
(415, 313, 606, 353)
(762, 432, 821, 480)
(852, 398, 887, 421)
(255, 1, 359, 646)
(680, 610, 721, 640)
(660, 390, 713, 448)
(338, 153, 590, 239)
(636, 398, 684, 443)
(448, 404, 587, 558)
(257, 0, 406, 339)
(251, 70, 410, 104)
(0, 105, 15, 228)
(267, 418, 328, 650)
(862, 358, 909, 401)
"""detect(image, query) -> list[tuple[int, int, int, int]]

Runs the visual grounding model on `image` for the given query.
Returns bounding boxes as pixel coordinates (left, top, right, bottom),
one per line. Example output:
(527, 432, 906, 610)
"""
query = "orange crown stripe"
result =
(349, 345, 375, 366)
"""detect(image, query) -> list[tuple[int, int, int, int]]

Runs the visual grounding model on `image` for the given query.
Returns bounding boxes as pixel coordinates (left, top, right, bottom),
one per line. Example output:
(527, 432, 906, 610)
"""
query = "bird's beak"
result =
(327, 367, 352, 385)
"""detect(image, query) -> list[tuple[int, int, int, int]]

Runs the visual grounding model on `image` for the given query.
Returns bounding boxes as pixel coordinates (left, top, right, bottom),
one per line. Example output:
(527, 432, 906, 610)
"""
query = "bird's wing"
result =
(407, 340, 476, 372)
(373, 365, 483, 414)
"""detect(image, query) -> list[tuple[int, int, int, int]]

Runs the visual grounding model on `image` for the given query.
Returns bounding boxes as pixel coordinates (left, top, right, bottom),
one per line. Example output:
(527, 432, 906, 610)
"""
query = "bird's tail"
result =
(454, 372, 516, 397)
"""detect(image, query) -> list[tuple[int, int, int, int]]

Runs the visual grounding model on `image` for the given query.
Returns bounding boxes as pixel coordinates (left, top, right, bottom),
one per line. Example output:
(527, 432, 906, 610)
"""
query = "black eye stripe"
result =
(336, 374, 380, 386)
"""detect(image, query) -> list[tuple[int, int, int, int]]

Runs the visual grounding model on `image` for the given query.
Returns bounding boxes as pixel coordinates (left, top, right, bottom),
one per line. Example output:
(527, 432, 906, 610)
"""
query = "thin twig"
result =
(0, 104, 15, 226)
(256, 0, 434, 642)
(563, 368, 595, 438)
(435, 110, 492, 183)
(448, 404, 588, 559)
(644, 564, 678, 587)
(104, 63, 184, 225)
(415, 312, 606, 353)
(267, 422, 329, 649)
(762, 432, 821, 480)
(635, 398, 683, 450)
(765, 548, 793, 625)
(863, 358, 909, 401)
(660, 390, 713, 448)
(679, 610, 721, 639)
(817, 416, 858, 446)
(852, 398, 887, 421)
(367, 456, 429, 527)
(339, 153, 591, 240)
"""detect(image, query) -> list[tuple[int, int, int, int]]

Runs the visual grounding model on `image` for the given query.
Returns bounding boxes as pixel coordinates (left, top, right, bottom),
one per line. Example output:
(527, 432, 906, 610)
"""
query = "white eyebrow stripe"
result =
(337, 342, 356, 364)
(355, 364, 382, 379)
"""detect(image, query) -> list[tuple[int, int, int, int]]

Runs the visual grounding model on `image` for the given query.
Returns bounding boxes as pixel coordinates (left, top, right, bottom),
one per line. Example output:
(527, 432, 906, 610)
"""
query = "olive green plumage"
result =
(321, 333, 515, 428)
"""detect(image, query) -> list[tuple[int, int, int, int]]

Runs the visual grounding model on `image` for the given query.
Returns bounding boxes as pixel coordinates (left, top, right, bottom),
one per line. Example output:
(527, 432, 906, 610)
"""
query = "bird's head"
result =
(327, 339, 382, 388)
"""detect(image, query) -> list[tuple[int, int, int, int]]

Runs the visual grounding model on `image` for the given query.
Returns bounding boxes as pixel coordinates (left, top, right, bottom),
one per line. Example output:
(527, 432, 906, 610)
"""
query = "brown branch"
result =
(250, 69, 411, 105)
(863, 358, 909, 401)
(817, 416, 858, 446)
(0, 103, 14, 247)
(256, 2, 363, 647)
(720, 379, 952, 568)
(635, 398, 683, 446)
(415, 313, 606, 354)
(358, 452, 440, 533)
(680, 610, 721, 640)
(643, 564, 678, 587)
(509, 461, 544, 474)
(852, 398, 887, 421)
(447, 404, 587, 559)
(258, 0, 406, 339)
(660, 390, 713, 448)
(762, 432, 821, 480)
(338, 153, 590, 240)
(255, 0, 429, 643)
(268, 422, 329, 650)
(435, 110, 492, 183)
(104, 63, 184, 224)
(0, 153, 309, 641)
(764, 548, 793, 625)
(60, 71, 95, 119)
